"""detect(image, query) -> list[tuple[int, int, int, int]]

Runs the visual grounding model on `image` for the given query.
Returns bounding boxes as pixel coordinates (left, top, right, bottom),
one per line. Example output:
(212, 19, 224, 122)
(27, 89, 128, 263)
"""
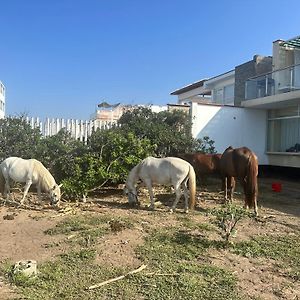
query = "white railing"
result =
(27, 117, 117, 142)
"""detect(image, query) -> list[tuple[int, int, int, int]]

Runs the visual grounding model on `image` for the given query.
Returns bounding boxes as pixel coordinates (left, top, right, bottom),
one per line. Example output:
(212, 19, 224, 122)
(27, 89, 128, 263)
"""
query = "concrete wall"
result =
(191, 103, 268, 165)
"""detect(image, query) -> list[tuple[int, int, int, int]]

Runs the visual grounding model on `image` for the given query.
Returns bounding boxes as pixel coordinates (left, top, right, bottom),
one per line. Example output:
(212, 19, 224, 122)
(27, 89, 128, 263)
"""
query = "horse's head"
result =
(124, 186, 139, 207)
(49, 183, 62, 206)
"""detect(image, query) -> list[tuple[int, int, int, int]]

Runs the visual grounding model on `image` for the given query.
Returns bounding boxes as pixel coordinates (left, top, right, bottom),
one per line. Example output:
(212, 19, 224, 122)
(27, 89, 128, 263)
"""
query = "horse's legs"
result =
(223, 176, 228, 202)
(182, 181, 189, 213)
(36, 184, 42, 202)
(20, 180, 32, 205)
(170, 183, 182, 213)
(4, 178, 11, 201)
(144, 179, 155, 210)
(254, 197, 258, 217)
(229, 177, 235, 203)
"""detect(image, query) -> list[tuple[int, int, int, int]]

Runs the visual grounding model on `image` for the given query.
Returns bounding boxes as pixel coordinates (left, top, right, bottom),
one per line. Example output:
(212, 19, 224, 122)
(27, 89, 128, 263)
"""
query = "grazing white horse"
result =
(0, 157, 62, 206)
(125, 157, 196, 213)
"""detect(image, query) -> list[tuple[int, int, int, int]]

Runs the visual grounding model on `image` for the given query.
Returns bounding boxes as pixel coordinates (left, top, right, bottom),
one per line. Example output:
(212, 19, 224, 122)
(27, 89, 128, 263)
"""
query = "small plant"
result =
(210, 204, 251, 244)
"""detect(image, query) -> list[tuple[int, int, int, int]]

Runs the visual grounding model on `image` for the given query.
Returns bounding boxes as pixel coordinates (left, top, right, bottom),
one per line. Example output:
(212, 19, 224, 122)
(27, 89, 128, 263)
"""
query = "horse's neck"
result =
(126, 165, 140, 190)
(36, 164, 55, 192)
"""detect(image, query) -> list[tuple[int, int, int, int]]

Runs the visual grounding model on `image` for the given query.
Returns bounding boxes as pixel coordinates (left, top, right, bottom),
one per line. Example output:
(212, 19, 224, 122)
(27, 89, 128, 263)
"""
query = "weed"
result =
(209, 204, 252, 243)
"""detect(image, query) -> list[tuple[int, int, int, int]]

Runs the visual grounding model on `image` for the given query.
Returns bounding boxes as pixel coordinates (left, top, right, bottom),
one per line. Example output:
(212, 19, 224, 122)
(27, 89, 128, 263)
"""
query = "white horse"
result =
(0, 157, 62, 206)
(125, 157, 196, 213)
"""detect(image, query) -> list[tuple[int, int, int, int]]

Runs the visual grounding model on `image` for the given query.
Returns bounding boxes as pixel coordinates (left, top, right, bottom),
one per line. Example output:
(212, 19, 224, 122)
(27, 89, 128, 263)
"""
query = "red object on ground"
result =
(272, 182, 282, 192)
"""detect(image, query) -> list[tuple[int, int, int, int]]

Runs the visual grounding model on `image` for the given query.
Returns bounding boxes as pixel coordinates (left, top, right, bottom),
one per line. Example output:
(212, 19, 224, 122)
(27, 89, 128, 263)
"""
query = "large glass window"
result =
(213, 84, 234, 105)
(267, 105, 300, 152)
(214, 88, 223, 104)
(224, 84, 234, 104)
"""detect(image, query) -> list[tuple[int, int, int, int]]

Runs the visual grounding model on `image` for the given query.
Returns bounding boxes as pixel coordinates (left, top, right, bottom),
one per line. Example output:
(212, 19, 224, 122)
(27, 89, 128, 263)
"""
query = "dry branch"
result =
(88, 264, 147, 290)
(145, 272, 180, 276)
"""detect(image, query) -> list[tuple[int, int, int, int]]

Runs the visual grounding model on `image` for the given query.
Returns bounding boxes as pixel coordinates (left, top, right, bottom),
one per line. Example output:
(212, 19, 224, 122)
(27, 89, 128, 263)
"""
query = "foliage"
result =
(0, 112, 216, 199)
(89, 128, 155, 182)
(60, 128, 155, 198)
(194, 136, 217, 154)
(209, 204, 252, 243)
(0, 115, 42, 161)
(118, 107, 197, 156)
(35, 129, 88, 181)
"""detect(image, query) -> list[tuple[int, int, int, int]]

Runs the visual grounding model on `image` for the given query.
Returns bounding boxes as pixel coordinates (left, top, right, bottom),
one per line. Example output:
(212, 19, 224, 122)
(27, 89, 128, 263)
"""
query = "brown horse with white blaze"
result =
(220, 146, 258, 216)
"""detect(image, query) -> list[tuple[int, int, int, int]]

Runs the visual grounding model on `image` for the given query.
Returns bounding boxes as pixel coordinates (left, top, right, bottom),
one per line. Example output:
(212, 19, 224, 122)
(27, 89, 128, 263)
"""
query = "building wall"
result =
(0, 81, 5, 119)
(235, 55, 272, 106)
(190, 103, 268, 165)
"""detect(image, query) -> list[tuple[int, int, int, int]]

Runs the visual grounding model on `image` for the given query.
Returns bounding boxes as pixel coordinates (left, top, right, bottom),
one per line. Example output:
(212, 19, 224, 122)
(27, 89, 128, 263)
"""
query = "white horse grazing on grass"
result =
(0, 157, 62, 206)
(125, 157, 196, 213)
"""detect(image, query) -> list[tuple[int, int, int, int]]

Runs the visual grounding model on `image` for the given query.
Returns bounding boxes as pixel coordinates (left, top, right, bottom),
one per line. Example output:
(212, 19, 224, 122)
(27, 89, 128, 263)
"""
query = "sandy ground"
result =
(0, 177, 299, 299)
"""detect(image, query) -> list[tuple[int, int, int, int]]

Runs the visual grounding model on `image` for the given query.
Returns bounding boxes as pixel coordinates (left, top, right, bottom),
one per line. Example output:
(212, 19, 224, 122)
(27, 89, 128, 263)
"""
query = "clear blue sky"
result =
(1, 0, 300, 119)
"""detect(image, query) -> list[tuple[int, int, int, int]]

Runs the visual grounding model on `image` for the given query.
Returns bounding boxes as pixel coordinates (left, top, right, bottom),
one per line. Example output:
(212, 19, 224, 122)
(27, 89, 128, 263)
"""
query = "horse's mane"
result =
(126, 163, 141, 189)
(33, 160, 56, 192)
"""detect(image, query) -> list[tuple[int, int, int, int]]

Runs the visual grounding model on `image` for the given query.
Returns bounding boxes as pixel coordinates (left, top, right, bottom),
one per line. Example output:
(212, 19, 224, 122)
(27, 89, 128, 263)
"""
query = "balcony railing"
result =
(245, 64, 300, 100)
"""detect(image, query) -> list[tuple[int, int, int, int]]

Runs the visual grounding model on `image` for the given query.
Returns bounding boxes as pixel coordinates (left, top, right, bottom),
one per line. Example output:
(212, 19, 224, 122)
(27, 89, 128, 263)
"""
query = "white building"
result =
(171, 35, 300, 168)
(0, 81, 5, 118)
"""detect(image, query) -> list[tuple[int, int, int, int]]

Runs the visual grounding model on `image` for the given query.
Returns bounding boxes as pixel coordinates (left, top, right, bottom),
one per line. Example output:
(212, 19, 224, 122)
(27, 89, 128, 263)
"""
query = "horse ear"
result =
(58, 184, 63, 188)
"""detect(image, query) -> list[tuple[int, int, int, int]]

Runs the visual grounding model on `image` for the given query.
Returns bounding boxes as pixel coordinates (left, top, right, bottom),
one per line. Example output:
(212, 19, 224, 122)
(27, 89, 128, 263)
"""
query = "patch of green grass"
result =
(176, 215, 216, 232)
(4, 249, 142, 300)
(1, 220, 250, 299)
(136, 228, 243, 300)
(233, 234, 300, 280)
(44, 214, 135, 246)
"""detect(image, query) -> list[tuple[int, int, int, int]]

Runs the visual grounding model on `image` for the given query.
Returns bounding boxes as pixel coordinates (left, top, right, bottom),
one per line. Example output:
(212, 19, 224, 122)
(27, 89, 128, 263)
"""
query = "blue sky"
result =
(1, 0, 300, 119)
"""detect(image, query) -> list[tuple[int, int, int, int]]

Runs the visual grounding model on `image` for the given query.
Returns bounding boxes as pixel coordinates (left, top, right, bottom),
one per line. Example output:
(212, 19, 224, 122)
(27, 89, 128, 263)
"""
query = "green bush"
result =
(0, 111, 216, 200)
(0, 116, 41, 161)
(118, 107, 197, 156)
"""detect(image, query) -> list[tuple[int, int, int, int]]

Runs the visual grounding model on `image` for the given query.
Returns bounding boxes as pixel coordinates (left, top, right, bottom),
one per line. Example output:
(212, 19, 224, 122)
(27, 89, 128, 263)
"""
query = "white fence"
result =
(27, 117, 117, 141)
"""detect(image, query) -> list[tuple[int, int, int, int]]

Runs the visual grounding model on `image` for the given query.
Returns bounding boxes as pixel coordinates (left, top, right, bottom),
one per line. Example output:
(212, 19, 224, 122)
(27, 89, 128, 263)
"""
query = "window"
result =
(213, 84, 234, 105)
(267, 105, 300, 152)
(224, 84, 234, 104)
(214, 88, 223, 104)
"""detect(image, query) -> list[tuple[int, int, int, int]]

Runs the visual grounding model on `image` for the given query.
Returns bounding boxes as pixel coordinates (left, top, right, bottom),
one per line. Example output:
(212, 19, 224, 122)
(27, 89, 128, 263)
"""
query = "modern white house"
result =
(0, 81, 5, 119)
(171, 35, 300, 168)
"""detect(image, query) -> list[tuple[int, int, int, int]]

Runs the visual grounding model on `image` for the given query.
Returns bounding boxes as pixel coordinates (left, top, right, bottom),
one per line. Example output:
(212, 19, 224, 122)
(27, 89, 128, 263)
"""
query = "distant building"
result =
(90, 102, 168, 122)
(0, 81, 5, 118)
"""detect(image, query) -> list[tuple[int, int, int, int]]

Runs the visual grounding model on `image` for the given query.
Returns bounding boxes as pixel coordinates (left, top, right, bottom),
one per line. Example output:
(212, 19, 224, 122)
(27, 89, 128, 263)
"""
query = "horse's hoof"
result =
(149, 205, 155, 211)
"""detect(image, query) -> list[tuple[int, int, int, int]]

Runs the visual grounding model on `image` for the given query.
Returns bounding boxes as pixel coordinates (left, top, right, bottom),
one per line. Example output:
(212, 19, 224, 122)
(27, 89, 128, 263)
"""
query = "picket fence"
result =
(27, 117, 117, 142)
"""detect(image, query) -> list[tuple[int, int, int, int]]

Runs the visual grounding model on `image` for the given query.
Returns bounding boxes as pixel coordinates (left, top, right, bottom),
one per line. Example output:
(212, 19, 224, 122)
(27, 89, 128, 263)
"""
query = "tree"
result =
(35, 129, 88, 182)
(0, 116, 42, 161)
(61, 128, 155, 199)
(118, 107, 196, 156)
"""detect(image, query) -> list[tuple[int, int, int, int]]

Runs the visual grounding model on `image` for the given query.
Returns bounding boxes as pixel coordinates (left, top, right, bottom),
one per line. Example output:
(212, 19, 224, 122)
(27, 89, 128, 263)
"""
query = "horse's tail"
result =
(188, 164, 196, 210)
(245, 153, 258, 209)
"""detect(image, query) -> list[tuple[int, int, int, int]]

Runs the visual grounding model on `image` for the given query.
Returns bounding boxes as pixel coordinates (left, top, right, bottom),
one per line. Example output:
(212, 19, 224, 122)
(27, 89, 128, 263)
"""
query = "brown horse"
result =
(220, 146, 258, 216)
(177, 153, 222, 183)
